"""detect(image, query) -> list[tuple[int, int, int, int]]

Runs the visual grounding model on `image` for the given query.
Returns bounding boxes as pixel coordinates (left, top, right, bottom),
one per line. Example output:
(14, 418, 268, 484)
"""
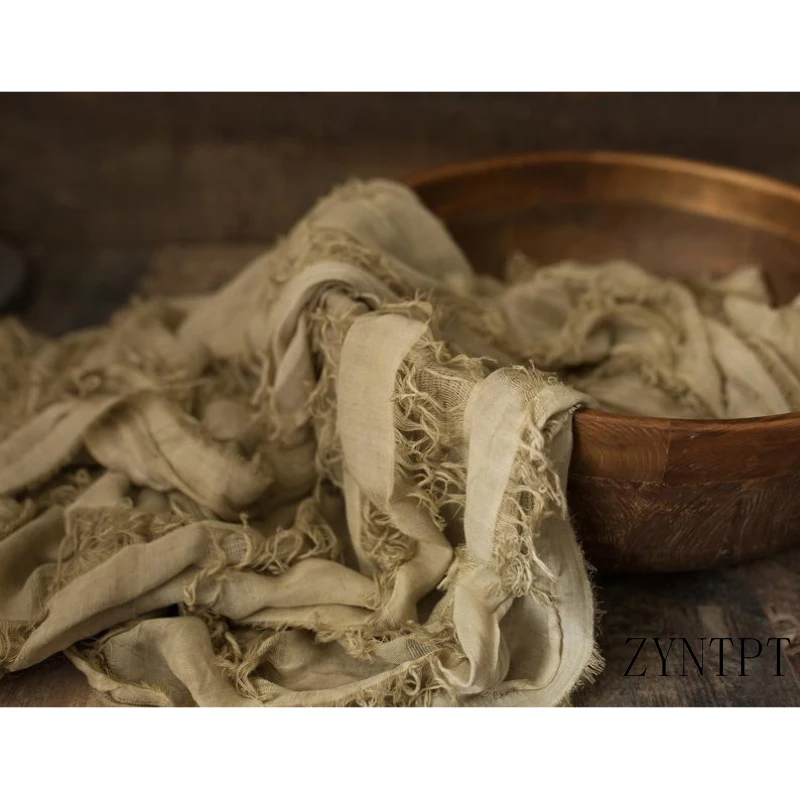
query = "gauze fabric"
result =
(0, 179, 795, 706)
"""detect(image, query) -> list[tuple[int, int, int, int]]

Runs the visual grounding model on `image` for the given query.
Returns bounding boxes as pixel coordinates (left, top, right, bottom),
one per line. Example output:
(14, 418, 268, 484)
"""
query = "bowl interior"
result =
(409, 151, 800, 305)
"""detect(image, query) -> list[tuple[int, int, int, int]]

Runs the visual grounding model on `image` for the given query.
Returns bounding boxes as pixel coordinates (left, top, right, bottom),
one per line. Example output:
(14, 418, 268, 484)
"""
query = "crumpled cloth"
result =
(0, 179, 797, 706)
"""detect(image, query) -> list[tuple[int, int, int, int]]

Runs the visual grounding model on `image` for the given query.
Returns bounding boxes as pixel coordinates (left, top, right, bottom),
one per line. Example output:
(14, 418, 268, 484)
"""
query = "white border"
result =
(0, 707, 792, 796)
(2, 1, 799, 90)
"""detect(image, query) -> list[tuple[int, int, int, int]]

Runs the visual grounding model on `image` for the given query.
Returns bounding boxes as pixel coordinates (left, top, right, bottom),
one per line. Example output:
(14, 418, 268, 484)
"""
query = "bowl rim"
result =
(406, 149, 800, 433)
(406, 149, 800, 208)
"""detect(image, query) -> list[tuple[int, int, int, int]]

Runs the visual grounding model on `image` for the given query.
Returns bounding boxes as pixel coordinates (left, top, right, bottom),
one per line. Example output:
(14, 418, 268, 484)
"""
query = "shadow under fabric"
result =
(0, 180, 600, 705)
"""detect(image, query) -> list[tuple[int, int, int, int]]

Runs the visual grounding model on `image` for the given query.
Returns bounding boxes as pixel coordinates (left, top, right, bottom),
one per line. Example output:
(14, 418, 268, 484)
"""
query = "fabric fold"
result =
(2, 177, 789, 706)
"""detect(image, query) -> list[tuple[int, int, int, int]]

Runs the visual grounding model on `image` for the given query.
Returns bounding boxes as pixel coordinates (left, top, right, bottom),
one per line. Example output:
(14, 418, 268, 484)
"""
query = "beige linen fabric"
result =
(0, 179, 796, 706)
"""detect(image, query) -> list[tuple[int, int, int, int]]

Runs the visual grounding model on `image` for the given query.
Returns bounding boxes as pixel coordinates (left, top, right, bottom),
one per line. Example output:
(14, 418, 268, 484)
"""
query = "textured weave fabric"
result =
(0, 180, 796, 706)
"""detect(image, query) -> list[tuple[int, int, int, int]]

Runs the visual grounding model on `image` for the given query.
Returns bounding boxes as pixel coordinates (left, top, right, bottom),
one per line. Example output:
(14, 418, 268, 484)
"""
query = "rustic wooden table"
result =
(2, 93, 800, 705)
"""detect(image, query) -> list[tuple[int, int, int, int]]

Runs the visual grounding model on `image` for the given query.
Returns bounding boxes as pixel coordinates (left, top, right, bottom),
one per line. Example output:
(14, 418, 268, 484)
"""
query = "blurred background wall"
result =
(1, 92, 799, 331)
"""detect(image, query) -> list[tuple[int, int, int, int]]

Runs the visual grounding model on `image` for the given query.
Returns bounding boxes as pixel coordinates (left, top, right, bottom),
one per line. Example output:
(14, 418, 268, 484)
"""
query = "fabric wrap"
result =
(2, 179, 795, 706)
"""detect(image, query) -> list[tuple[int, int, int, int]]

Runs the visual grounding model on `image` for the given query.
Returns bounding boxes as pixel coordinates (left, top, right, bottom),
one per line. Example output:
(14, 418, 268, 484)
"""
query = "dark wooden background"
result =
(2, 92, 800, 705)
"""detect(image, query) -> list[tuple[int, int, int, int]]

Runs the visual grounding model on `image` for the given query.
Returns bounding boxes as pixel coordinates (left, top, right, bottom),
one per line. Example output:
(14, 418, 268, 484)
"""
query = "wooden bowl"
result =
(408, 151, 800, 572)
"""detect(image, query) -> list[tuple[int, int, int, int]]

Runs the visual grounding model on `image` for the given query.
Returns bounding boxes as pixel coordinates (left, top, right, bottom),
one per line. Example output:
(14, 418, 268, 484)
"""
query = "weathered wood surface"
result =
(574, 550, 800, 706)
(3, 92, 800, 705)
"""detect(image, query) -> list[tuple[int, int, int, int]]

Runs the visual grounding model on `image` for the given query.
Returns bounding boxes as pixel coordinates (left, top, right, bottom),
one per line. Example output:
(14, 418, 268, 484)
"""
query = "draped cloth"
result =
(1, 179, 796, 706)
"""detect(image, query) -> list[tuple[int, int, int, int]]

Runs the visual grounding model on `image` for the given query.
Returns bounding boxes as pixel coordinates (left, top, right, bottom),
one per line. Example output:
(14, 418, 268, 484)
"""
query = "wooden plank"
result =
(574, 558, 800, 706)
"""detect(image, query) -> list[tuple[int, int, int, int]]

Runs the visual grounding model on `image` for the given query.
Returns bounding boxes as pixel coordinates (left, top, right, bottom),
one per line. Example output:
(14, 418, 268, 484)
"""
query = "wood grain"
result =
(574, 561, 800, 706)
